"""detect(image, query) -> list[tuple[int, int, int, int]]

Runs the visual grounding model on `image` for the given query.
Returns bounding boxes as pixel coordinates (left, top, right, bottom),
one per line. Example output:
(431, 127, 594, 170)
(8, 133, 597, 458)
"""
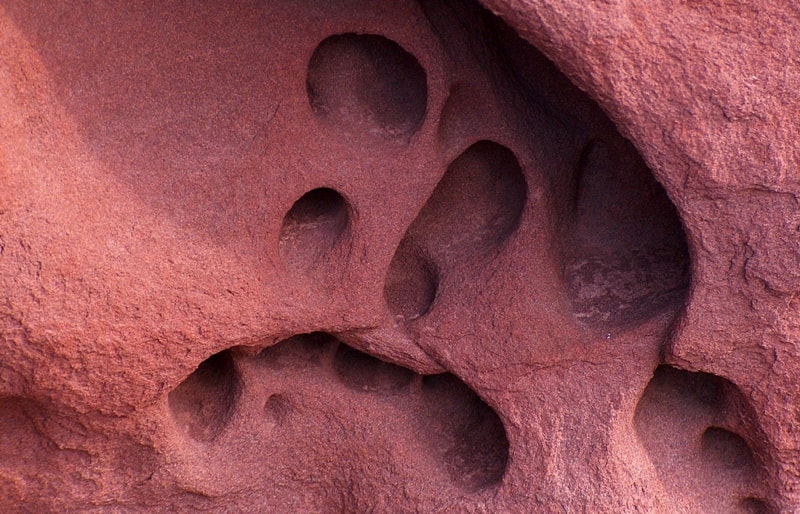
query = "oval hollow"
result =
(565, 138, 690, 327)
(421, 373, 510, 491)
(384, 241, 439, 320)
(168, 350, 240, 442)
(634, 366, 765, 512)
(383, 140, 526, 320)
(263, 394, 292, 430)
(411, 140, 527, 257)
(279, 188, 350, 269)
(701, 426, 756, 471)
(307, 33, 427, 140)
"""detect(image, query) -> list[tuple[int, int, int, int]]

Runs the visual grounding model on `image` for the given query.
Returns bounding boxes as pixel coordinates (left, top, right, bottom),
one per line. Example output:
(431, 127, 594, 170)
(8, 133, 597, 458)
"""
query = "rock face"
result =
(0, 0, 797, 511)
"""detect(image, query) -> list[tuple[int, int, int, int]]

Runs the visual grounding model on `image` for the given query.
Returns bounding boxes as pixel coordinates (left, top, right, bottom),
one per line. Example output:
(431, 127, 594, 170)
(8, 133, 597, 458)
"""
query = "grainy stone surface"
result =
(0, 0, 797, 511)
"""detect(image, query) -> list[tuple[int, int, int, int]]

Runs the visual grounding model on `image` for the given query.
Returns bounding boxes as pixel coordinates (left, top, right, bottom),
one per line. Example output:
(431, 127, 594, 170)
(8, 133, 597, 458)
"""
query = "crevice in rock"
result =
(332, 343, 416, 394)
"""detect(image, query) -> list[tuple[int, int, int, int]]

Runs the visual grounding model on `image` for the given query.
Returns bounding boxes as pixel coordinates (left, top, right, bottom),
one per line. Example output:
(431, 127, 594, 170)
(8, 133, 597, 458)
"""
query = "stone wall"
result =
(1, 0, 797, 511)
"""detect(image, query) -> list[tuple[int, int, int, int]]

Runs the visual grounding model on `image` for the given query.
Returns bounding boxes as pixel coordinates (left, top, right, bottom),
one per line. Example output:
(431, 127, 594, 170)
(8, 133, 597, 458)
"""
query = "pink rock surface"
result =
(0, 0, 797, 511)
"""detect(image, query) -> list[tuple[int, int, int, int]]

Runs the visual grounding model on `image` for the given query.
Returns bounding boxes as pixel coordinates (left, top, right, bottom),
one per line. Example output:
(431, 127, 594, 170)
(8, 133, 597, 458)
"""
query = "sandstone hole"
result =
(565, 139, 690, 327)
(422, 374, 510, 491)
(326, 340, 510, 491)
(702, 426, 756, 471)
(307, 33, 428, 140)
(263, 394, 292, 431)
(634, 366, 766, 512)
(384, 140, 527, 319)
(412, 141, 527, 255)
(383, 242, 439, 320)
(279, 187, 350, 269)
(168, 350, 241, 442)
(260, 331, 338, 370)
(260, 333, 510, 491)
(739, 497, 771, 514)
(333, 343, 416, 394)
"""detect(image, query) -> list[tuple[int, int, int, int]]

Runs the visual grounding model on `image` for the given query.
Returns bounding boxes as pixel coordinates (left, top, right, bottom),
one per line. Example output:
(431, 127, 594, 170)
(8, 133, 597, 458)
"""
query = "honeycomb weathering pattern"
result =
(0, 0, 797, 512)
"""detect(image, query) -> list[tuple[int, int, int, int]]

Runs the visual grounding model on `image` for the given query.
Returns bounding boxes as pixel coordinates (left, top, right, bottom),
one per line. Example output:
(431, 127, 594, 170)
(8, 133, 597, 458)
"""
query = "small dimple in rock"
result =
(263, 394, 291, 430)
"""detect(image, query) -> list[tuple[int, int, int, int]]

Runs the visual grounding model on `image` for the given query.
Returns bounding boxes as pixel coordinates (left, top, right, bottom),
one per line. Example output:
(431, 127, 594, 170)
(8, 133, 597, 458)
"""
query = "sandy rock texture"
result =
(0, 0, 797, 511)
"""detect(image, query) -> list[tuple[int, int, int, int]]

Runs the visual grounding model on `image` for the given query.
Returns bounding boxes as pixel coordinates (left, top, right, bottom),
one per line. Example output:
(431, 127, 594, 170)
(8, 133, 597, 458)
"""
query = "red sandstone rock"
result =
(0, 0, 797, 511)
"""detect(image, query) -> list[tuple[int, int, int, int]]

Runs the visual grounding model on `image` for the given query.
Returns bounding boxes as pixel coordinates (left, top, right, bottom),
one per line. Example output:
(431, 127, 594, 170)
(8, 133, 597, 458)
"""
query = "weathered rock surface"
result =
(0, 0, 797, 511)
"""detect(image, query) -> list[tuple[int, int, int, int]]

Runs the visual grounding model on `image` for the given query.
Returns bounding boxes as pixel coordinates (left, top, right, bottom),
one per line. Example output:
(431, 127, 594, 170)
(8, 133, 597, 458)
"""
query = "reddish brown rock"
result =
(0, 0, 797, 511)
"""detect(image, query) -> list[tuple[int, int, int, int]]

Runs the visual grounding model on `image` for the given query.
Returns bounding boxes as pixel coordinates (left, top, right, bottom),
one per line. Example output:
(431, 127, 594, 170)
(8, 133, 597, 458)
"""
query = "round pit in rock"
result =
(279, 188, 350, 270)
(421, 374, 509, 491)
(168, 350, 241, 442)
(701, 426, 756, 472)
(634, 366, 767, 512)
(307, 33, 428, 141)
